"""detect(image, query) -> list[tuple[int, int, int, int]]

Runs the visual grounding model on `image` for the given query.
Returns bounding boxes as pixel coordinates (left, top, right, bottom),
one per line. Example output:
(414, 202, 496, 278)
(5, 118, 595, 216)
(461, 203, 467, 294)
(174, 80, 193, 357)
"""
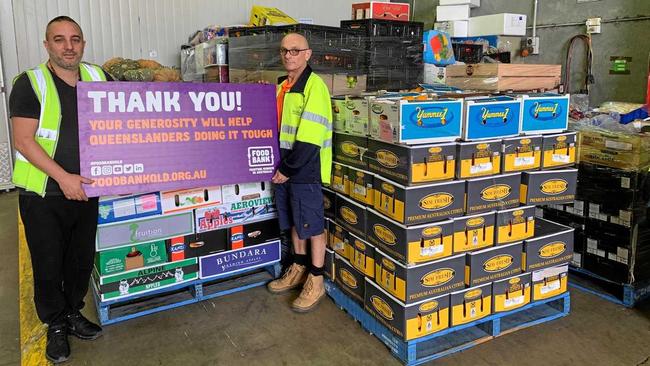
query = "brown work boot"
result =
(267, 263, 308, 294)
(291, 273, 326, 313)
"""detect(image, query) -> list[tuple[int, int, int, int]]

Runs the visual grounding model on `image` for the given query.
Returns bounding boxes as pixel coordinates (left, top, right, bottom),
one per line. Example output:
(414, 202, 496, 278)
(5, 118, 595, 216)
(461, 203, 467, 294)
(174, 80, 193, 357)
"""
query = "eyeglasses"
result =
(280, 48, 310, 56)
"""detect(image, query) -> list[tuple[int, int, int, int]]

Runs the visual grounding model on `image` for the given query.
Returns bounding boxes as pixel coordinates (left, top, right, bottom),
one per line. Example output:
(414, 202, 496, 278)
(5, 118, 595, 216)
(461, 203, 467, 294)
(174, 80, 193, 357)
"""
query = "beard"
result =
(50, 53, 82, 70)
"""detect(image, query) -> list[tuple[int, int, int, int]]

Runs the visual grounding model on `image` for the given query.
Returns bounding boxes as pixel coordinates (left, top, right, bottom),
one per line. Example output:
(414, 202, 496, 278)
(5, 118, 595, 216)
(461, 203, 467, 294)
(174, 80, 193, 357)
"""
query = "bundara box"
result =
(349, 233, 376, 278)
(374, 248, 466, 303)
(496, 206, 536, 245)
(334, 132, 368, 170)
(199, 240, 281, 279)
(336, 194, 368, 239)
(345, 166, 375, 206)
(96, 212, 195, 251)
(531, 264, 568, 301)
(368, 98, 463, 144)
(367, 138, 457, 185)
(465, 173, 521, 215)
(452, 211, 496, 253)
(94, 258, 198, 301)
(519, 93, 570, 135)
(366, 209, 454, 264)
(449, 283, 492, 326)
(373, 175, 465, 225)
(365, 279, 450, 341)
(520, 169, 578, 205)
(97, 192, 162, 225)
(492, 272, 531, 313)
(541, 132, 577, 169)
(328, 218, 354, 261)
(465, 242, 523, 287)
(335, 253, 366, 304)
(501, 135, 542, 173)
(95, 240, 167, 276)
(456, 140, 502, 179)
(331, 162, 350, 195)
(522, 218, 574, 272)
(462, 96, 521, 141)
(160, 186, 222, 214)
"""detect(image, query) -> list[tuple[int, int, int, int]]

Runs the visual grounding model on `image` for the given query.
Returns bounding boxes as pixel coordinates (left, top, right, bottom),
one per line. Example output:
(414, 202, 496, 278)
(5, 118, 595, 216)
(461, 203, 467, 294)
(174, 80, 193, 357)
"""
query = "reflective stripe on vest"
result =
(12, 62, 107, 196)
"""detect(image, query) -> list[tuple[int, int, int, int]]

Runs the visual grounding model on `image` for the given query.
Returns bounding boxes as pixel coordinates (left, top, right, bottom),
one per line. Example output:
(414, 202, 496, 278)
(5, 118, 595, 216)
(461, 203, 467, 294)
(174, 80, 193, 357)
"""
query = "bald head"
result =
(280, 33, 312, 76)
(281, 33, 309, 49)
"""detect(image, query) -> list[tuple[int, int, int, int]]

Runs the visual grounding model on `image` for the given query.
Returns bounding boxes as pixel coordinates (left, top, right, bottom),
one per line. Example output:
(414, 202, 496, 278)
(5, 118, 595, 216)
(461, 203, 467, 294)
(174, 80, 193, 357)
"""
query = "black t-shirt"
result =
(9, 68, 112, 195)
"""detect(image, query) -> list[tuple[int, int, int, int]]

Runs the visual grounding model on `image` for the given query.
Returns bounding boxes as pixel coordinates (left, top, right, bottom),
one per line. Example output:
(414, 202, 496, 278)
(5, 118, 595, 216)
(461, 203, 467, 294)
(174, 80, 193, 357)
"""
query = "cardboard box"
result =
(502, 135, 542, 173)
(367, 139, 457, 185)
(169, 229, 228, 260)
(345, 166, 374, 206)
(531, 264, 568, 301)
(496, 206, 535, 245)
(336, 194, 368, 239)
(436, 5, 471, 21)
(344, 96, 372, 137)
(440, 0, 480, 7)
(519, 94, 570, 135)
(424, 63, 448, 84)
(468, 13, 527, 36)
(228, 218, 280, 250)
(95, 240, 168, 276)
(349, 233, 376, 278)
(325, 248, 335, 280)
(221, 181, 272, 204)
(520, 169, 578, 205)
(368, 98, 463, 145)
(199, 239, 281, 279)
(160, 187, 222, 214)
(449, 283, 492, 326)
(578, 128, 650, 171)
(328, 219, 354, 261)
(94, 258, 199, 301)
(373, 175, 465, 225)
(541, 132, 577, 169)
(332, 97, 347, 132)
(465, 173, 521, 215)
(249, 5, 297, 26)
(456, 140, 502, 179)
(228, 68, 286, 85)
(522, 218, 574, 272)
(465, 242, 523, 287)
(492, 273, 531, 313)
(194, 198, 277, 233)
(332, 162, 350, 195)
(323, 74, 367, 97)
(434, 21, 468, 37)
(334, 132, 368, 170)
(335, 253, 366, 304)
(367, 209, 454, 264)
(365, 279, 450, 341)
(452, 211, 496, 253)
(374, 248, 466, 303)
(98, 192, 162, 225)
(96, 212, 195, 251)
(352, 2, 411, 21)
(463, 96, 522, 141)
(323, 187, 336, 219)
(446, 64, 561, 92)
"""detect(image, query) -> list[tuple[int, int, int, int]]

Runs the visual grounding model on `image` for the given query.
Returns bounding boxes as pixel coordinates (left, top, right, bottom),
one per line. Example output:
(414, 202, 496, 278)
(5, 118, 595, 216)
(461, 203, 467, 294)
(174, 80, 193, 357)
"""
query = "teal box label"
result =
(95, 240, 168, 275)
(520, 94, 569, 134)
(464, 97, 521, 140)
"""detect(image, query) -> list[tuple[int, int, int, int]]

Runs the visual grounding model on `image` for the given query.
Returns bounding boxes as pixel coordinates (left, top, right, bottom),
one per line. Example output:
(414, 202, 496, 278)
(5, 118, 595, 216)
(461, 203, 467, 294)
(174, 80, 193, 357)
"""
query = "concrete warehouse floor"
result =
(1, 190, 649, 366)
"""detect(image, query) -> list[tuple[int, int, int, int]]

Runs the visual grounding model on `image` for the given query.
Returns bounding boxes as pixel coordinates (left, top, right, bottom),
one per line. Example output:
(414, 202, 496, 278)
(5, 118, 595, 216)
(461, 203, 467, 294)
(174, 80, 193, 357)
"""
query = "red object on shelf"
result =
(351, 2, 410, 21)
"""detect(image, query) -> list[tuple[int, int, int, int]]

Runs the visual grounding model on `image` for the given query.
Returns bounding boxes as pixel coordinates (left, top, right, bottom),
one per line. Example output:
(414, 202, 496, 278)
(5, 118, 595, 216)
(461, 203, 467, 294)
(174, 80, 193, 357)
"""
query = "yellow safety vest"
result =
(12, 62, 107, 196)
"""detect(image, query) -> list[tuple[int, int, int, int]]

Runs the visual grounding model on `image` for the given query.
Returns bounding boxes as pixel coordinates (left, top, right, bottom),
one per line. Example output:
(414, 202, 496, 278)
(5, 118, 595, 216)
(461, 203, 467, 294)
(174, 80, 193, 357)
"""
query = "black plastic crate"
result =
(452, 43, 483, 64)
(341, 19, 424, 40)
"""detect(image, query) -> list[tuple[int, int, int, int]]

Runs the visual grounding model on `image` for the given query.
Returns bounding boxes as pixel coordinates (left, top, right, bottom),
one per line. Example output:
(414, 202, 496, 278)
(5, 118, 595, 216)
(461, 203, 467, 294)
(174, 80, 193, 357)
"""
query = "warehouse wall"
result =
(400, 0, 650, 106)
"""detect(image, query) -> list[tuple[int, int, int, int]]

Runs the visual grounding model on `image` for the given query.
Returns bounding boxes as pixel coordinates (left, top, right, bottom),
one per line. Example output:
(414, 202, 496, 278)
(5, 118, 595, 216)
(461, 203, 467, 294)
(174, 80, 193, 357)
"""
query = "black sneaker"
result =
(65, 312, 103, 340)
(46, 323, 70, 364)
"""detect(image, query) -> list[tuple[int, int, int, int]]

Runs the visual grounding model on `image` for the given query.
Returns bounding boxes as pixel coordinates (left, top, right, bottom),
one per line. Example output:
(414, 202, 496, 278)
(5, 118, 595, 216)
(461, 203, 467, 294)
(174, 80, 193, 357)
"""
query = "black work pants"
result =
(19, 194, 99, 325)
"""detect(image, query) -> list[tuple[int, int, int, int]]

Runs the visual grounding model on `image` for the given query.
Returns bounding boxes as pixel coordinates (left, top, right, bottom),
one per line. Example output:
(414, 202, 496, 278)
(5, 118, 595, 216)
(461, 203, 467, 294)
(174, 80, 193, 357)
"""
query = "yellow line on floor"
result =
(18, 215, 51, 365)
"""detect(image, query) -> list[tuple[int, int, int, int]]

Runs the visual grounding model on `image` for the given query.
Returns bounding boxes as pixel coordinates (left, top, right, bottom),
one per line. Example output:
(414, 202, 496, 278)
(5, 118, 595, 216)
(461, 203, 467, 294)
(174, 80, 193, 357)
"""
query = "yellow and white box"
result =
(501, 135, 542, 173)
(541, 132, 577, 170)
(495, 205, 535, 245)
(465, 242, 523, 287)
(532, 264, 568, 301)
(327, 218, 353, 261)
(344, 96, 373, 137)
(492, 272, 531, 313)
(456, 140, 502, 179)
(465, 173, 521, 215)
(331, 162, 350, 196)
(345, 166, 375, 206)
(520, 169, 578, 205)
(374, 248, 466, 303)
(522, 218, 574, 272)
(366, 208, 454, 264)
(365, 279, 450, 341)
(452, 211, 496, 253)
(450, 283, 492, 326)
(373, 175, 465, 225)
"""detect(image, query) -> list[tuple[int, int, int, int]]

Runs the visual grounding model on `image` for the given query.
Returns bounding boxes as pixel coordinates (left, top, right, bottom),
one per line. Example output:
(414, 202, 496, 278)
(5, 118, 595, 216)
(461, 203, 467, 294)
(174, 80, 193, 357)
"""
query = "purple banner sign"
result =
(77, 82, 279, 197)
(199, 240, 281, 279)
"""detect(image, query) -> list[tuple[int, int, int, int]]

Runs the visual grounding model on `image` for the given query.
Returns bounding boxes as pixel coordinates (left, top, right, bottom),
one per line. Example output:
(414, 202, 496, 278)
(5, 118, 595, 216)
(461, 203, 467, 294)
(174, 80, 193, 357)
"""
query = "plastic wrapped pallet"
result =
(572, 123, 650, 171)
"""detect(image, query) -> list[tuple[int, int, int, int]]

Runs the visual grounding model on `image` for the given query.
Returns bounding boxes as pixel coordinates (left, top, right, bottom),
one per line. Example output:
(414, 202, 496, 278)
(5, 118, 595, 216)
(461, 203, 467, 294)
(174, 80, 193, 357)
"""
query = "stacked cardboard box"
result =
(92, 182, 281, 302)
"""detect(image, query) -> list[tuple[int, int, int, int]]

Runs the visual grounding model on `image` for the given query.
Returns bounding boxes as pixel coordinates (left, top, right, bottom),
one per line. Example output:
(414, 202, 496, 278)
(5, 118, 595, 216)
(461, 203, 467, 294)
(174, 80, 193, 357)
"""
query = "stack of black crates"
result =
(340, 19, 424, 91)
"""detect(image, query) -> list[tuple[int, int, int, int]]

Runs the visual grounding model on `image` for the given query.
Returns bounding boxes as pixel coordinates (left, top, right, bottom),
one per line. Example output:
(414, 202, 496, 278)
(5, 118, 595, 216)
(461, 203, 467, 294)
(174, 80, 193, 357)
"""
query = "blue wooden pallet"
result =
(569, 266, 650, 307)
(324, 281, 570, 366)
(93, 262, 281, 325)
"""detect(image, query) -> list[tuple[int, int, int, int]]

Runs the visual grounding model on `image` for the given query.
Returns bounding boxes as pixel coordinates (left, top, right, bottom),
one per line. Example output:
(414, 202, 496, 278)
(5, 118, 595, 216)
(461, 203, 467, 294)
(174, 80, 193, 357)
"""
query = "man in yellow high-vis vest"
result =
(9, 16, 110, 363)
(267, 33, 333, 313)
